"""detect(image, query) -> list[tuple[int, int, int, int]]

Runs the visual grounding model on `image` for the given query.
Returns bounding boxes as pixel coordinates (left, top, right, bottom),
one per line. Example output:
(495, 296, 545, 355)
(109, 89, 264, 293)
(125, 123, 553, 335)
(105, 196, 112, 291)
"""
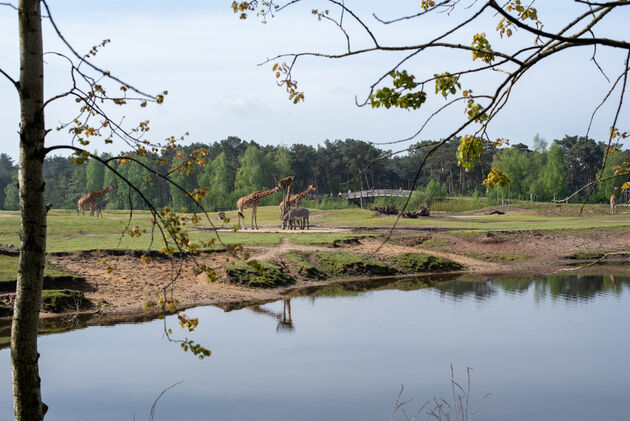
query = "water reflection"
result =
(249, 299, 294, 332)
(0, 272, 628, 346)
(1, 271, 629, 421)
(434, 273, 630, 303)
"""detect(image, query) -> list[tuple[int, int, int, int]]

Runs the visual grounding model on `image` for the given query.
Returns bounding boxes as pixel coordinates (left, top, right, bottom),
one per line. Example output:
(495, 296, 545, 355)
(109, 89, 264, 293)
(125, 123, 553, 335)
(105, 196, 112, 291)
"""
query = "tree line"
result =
(0, 134, 625, 212)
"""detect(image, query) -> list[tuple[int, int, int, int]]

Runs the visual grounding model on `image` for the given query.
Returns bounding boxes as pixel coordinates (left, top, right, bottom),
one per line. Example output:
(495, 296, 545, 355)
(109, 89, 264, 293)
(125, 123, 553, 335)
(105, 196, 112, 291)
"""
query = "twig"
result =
(149, 380, 183, 421)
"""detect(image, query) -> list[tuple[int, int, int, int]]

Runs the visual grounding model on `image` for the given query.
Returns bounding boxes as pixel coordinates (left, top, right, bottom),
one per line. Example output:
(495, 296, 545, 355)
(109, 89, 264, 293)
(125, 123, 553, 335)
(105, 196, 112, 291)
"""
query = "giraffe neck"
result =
(250, 188, 278, 203)
(294, 186, 313, 201)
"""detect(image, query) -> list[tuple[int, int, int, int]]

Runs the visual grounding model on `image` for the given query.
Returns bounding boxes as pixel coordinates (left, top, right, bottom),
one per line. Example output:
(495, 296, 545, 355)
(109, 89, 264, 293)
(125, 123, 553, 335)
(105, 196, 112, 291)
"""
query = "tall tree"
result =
(199, 152, 232, 211)
(3, 175, 20, 211)
(0, 154, 16, 208)
(235, 145, 274, 192)
(10, 1, 48, 418)
(543, 142, 568, 201)
(85, 156, 105, 194)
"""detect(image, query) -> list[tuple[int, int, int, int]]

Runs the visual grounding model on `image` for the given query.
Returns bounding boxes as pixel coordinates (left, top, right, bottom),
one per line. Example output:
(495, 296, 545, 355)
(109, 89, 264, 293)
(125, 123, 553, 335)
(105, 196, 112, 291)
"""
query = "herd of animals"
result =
(75, 176, 316, 230)
(75, 179, 624, 225)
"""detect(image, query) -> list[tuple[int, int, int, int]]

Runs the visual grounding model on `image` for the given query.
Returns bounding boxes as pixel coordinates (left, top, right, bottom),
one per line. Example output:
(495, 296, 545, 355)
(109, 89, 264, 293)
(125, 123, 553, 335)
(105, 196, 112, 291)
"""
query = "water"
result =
(1, 273, 629, 421)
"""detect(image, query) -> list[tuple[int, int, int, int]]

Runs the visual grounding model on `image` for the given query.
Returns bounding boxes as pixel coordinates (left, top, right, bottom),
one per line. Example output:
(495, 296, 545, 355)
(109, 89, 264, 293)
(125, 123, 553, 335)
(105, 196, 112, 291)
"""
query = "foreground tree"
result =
(233, 0, 630, 202)
(3, 1, 212, 419)
(10, 2, 48, 418)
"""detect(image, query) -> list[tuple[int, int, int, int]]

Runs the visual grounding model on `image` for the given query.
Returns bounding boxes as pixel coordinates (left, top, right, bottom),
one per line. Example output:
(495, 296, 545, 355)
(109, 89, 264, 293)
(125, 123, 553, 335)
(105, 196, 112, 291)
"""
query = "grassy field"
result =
(1, 203, 630, 253)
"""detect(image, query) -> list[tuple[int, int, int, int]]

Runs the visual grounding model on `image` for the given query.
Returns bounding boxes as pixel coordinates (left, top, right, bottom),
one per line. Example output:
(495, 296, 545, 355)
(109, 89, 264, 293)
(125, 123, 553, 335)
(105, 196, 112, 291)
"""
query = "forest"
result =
(0, 134, 626, 212)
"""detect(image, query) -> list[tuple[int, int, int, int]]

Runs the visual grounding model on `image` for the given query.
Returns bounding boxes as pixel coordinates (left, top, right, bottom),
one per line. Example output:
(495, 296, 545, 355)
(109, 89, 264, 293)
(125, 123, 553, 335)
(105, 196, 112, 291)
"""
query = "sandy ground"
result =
(14, 223, 621, 319)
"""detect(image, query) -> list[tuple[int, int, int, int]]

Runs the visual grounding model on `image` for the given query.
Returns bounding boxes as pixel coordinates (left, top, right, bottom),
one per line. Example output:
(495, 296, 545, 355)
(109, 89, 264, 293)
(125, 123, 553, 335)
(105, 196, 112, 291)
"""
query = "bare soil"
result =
(3, 224, 630, 323)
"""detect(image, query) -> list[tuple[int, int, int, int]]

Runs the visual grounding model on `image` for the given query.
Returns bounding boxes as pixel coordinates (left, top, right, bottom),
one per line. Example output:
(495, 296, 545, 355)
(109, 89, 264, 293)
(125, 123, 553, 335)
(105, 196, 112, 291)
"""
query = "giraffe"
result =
(248, 299, 294, 331)
(77, 186, 115, 216)
(89, 198, 109, 217)
(279, 184, 316, 216)
(277, 175, 294, 218)
(610, 187, 619, 215)
(236, 186, 281, 230)
(280, 183, 292, 218)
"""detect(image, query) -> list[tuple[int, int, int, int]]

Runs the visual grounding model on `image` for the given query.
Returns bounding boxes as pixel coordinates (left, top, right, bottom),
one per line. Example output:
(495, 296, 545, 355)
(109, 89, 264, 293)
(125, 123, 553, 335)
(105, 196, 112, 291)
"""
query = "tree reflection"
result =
(437, 274, 629, 303)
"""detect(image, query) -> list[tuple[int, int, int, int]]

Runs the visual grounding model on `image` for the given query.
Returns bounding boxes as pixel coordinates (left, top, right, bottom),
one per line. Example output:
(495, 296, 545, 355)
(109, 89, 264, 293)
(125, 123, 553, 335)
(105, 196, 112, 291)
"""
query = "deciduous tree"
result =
(233, 0, 630, 203)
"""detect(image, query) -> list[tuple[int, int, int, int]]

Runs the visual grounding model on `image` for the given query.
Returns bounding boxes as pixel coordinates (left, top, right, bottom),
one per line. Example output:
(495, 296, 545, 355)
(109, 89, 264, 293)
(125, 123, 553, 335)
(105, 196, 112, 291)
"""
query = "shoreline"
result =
(1, 225, 630, 326)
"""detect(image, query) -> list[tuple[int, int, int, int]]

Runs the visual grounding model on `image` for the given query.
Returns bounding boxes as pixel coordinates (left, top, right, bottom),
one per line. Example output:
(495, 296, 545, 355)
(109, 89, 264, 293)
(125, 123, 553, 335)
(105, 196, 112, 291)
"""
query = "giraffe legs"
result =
(238, 210, 248, 230)
(252, 206, 257, 230)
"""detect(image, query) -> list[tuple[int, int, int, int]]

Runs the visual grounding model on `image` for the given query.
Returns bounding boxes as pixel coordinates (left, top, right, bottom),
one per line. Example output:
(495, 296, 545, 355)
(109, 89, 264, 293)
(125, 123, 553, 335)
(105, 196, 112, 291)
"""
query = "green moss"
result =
(40, 289, 91, 313)
(226, 260, 295, 288)
(390, 252, 464, 273)
(283, 252, 328, 280)
(314, 251, 398, 277)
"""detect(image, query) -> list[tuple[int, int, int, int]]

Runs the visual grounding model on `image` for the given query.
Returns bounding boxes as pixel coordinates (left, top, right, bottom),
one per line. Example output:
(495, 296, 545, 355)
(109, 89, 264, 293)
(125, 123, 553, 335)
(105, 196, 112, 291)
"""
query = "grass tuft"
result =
(314, 251, 398, 277)
(226, 260, 295, 288)
(40, 289, 90, 313)
(390, 252, 464, 273)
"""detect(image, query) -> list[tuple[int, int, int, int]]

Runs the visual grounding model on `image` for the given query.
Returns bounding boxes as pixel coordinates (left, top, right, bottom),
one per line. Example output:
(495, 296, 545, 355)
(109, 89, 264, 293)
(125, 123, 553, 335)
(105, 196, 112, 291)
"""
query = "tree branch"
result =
(0, 66, 19, 91)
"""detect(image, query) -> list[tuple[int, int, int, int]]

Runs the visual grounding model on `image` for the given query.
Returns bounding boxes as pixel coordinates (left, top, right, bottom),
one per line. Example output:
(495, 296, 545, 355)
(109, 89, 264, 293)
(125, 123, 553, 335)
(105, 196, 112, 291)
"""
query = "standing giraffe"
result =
(280, 183, 292, 218)
(279, 184, 316, 215)
(77, 186, 115, 216)
(610, 187, 619, 215)
(237, 186, 281, 230)
(277, 176, 294, 218)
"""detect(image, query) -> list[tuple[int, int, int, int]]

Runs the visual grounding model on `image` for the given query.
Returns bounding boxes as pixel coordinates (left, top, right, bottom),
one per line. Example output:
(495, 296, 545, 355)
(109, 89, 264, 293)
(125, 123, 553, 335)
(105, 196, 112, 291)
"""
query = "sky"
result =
(0, 0, 629, 161)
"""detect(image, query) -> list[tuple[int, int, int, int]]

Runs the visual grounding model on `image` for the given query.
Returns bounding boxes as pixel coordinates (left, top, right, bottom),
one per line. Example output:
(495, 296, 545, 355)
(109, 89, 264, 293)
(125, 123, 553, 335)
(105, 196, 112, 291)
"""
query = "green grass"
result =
(430, 197, 489, 212)
(288, 233, 373, 246)
(390, 253, 464, 273)
(316, 207, 630, 231)
(313, 251, 398, 277)
(40, 289, 89, 313)
(1, 203, 630, 254)
(283, 251, 329, 279)
(283, 251, 398, 278)
(0, 255, 79, 283)
(419, 238, 451, 252)
(465, 251, 529, 263)
(225, 261, 295, 288)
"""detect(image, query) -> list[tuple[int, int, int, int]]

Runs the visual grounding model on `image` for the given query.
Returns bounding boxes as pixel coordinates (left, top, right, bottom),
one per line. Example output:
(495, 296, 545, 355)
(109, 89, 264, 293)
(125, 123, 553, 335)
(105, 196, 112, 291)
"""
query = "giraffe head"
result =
(308, 184, 316, 192)
(105, 185, 116, 193)
(277, 176, 294, 189)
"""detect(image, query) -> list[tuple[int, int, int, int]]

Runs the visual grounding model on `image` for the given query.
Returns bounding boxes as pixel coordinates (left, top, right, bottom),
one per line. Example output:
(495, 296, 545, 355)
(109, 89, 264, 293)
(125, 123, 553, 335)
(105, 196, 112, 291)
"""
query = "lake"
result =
(1, 272, 629, 420)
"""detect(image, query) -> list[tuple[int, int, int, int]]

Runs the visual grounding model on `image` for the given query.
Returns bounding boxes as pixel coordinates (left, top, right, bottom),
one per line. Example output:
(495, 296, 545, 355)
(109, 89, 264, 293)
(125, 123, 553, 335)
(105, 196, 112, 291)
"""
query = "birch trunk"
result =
(11, 0, 47, 419)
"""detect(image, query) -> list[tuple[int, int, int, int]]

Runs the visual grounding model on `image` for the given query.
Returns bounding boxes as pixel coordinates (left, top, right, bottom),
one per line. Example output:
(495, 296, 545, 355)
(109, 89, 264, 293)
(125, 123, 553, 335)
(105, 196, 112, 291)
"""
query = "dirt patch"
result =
(11, 225, 624, 321)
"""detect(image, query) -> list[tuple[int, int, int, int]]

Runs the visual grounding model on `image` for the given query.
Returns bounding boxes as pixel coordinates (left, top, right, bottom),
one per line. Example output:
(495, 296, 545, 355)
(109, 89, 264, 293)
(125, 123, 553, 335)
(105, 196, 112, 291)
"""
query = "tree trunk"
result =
(11, 0, 47, 420)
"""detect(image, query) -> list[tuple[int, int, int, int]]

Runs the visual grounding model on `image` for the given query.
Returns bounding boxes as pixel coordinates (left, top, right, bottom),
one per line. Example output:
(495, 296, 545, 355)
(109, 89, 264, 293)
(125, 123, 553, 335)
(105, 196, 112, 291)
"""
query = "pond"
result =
(1, 272, 629, 421)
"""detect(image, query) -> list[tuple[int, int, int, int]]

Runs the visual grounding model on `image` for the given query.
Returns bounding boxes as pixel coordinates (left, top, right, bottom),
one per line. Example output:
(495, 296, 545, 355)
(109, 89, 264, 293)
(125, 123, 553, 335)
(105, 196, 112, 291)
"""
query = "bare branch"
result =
(0, 1, 17, 10)
(374, 0, 453, 24)
(579, 50, 630, 213)
(0, 67, 18, 90)
(40, 0, 156, 99)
